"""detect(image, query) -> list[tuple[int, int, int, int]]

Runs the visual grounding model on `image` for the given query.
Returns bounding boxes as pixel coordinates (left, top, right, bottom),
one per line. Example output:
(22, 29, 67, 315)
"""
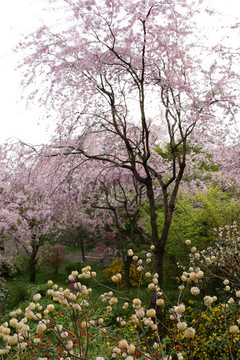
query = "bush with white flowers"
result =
(0, 240, 239, 359)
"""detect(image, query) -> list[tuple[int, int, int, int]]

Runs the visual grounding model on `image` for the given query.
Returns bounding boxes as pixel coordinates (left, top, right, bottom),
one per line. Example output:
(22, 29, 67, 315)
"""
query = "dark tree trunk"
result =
(29, 234, 40, 283)
(80, 236, 85, 262)
(30, 247, 38, 283)
(123, 255, 132, 293)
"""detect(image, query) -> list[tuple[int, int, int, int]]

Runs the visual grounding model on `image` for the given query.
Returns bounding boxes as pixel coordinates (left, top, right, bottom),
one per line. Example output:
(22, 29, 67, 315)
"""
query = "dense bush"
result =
(0, 240, 239, 359)
(103, 257, 144, 287)
(42, 244, 67, 274)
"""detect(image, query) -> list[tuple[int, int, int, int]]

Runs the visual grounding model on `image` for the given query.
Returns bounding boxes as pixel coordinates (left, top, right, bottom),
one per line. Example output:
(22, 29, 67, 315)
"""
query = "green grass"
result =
(2, 252, 181, 321)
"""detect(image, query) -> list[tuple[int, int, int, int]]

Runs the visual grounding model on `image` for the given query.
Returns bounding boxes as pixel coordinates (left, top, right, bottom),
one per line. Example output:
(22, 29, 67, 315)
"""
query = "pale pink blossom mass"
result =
(0, 0, 239, 144)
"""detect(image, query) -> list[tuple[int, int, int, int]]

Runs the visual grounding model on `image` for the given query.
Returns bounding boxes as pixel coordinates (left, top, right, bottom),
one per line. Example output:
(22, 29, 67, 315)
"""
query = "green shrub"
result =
(65, 260, 84, 274)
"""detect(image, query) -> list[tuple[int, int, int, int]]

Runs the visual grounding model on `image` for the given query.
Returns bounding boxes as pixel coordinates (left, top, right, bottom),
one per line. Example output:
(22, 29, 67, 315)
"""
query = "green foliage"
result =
(164, 301, 240, 360)
(140, 185, 240, 266)
(65, 260, 85, 274)
(153, 141, 198, 161)
(154, 142, 220, 172)
(5, 283, 40, 312)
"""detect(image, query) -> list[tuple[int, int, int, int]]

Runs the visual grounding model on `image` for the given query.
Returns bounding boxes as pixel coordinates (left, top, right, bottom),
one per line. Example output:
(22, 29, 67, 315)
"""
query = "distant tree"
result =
(19, 0, 240, 294)
(0, 143, 76, 282)
(141, 185, 240, 265)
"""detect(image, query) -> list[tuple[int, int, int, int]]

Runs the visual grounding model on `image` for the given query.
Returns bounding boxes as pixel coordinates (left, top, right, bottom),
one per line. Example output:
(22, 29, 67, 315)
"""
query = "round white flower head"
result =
(189, 272, 197, 281)
(185, 240, 191, 245)
(98, 318, 104, 325)
(151, 324, 158, 331)
(203, 296, 214, 307)
(47, 289, 54, 296)
(205, 257, 212, 265)
(25, 310, 34, 320)
(28, 302, 36, 310)
(177, 322, 187, 331)
(223, 279, 229, 285)
(81, 321, 88, 329)
(181, 275, 187, 282)
(36, 322, 47, 334)
(222, 304, 229, 312)
(146, 309, 156, 317)
(150, 245, 155, 250)
(184, 327, 196, 339)
(236, 290, 240, 298)
(126, 356, 134, 360)
(127, 344, 135, 354)
(136, 308, 145, 318)
(191, 287, 200, 296)
(133, 298, 141, 307)
(9, 318, 18, 327)
(196, 270, 204, 279)
(33, 338, 41, 344)
(191, 247, 197, 253)
(55, 325, 63, 332)
(119, 339, 128, 349)
(228, 298, 234, 304)
(109, 297, 118, 305)
(66, 341, 73, 349)
(7, 334, 18, 346)
(145, 272, 151, 277)
(229, 325, 239, 334)
(175, 304, 185, 314)
(128, 249, 133, 256)
(156, 298, 164, 306)
(68, 275, 75, 282)
(225, 286, 230, 292)
(148, 283, 155, 290)
(47, 304, 54, 311)
(33, 293, 41, 302)
(72, 303, 81, 312)
(47, 280, 53, 286)
(61, 331, 69, 338)
(96, 357, 105, 360)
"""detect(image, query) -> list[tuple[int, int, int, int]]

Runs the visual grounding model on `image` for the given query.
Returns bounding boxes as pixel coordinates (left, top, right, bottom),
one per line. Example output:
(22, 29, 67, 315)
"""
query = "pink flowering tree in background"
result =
(52, 156, 148, 290)
(0, 143, 72, 283)
(77, 163, 147, 290)
(18, 0, 240, 294)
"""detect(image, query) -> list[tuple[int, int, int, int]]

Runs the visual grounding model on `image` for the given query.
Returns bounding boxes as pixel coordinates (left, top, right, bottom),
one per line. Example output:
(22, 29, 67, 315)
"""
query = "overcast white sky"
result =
(0, 0, 239, 145)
